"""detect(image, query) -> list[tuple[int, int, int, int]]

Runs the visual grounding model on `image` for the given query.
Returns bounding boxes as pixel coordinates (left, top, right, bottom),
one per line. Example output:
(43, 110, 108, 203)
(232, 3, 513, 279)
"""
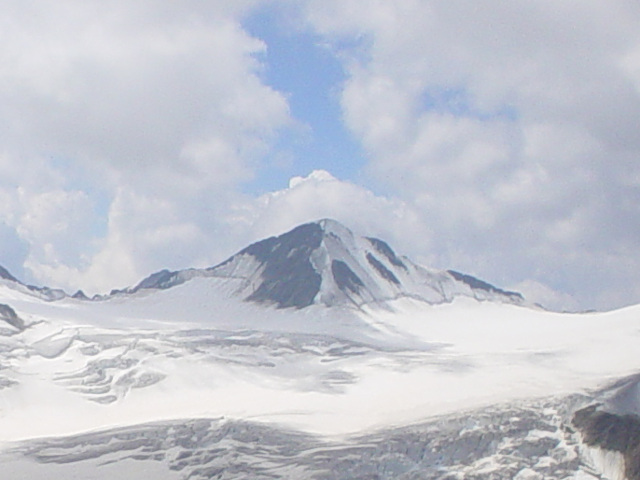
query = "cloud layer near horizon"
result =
(0, 1, 291, 292)
(297, 0, 640, 310)
(1, 1, 640, 311)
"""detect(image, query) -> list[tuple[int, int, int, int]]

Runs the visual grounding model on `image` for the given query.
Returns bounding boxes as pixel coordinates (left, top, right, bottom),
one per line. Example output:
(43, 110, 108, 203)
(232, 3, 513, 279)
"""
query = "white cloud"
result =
(0, 1, 290, 184)
(1, 1, 639, 311)
(32, 170, 432, 295)
(55, 187, 209, 293)
(242, 170, 430, 249)
(0, 1, 293, 292)
(510, 280, 581, 313)
(295, 0, 640, 310)
(17, 189, 95, 266)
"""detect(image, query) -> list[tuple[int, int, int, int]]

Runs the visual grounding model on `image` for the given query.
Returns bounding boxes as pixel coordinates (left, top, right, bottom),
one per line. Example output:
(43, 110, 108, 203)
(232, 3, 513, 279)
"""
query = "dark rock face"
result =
(0, 264, 67, 301)
(447, 270, 523, 300)
(236, 223, 324, 264)
(366, 237, 406, 270)
(27, 285, 67, 301)
(131, 223, 326, 308)
(573, 405, 640, 480)
(12, 398, 588, 479)
(0, 265, 18, 283)
(331, 260, 364, 295)
(243, 223, 324, 309)
(366, 253, 400, 285)
(72, 290, 89, 300)
(131, 269, 178, 292)
(0, 303, 24, 330)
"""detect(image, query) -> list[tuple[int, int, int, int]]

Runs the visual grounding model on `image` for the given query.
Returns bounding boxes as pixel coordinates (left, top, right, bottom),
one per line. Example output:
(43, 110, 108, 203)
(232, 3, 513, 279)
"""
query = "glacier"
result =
(0, 219, 638, 479)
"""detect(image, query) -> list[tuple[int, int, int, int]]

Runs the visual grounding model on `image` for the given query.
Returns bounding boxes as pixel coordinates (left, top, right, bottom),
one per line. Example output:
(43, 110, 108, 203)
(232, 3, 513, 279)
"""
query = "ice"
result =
(0, 397, 600, 479)
(579, 445, 626, 480)
(0, 268, 639, 479)
(0, 280, 638, 442)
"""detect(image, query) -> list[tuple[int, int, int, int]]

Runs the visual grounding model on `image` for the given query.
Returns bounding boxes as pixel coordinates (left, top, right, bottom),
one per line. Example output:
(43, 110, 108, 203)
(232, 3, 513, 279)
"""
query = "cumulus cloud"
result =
(295, 0, 640, 310)
(0, 1, 292, 292)
(0, 1, 289, 183)
(234, 170, 432, 255)
(1, 1, 639, 311)
(42, 169, 431, 294)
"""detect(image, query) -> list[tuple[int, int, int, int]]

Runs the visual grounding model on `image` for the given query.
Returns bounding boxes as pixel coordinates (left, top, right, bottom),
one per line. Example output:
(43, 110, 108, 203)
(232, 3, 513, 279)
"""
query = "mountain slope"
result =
(0, 265, 18, 283)
(131, 219, 523, 309)
(0, 265, 66, 302)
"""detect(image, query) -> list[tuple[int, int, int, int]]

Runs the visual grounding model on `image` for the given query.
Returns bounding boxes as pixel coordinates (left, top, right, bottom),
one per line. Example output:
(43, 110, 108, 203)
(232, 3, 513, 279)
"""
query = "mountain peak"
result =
(317, 217, 353, 235)
(131, 219, 523, 310)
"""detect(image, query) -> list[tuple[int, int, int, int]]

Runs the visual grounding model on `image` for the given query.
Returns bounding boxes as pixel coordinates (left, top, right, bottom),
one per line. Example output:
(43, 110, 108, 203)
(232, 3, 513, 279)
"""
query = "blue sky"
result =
(242, 6, 365, 193)
(1, 1, 640, 311)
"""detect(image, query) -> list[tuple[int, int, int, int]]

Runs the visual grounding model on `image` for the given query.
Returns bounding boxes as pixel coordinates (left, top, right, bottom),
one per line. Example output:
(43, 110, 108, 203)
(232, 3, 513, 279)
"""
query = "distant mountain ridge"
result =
(128, 219, 524, 309)
(0, 264, 66, 301)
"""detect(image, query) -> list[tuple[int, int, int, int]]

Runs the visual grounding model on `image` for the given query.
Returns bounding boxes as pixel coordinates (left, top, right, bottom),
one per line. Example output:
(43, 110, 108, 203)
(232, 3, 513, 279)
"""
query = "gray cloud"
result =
(0, 1, 288, 182)
(1, 1, 639, 311)
(0, 1, 291, 292)
(297, 0, 640, 309)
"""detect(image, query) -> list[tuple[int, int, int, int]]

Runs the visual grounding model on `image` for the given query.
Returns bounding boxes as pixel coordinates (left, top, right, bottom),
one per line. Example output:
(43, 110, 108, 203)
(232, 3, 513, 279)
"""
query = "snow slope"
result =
(0, 277, 639, 444)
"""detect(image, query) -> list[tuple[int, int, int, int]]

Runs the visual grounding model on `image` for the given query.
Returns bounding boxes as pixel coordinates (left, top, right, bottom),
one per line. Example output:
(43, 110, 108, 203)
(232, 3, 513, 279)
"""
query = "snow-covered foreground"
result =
(0, 396, 608, 480)
(1, 276, 639, 478)
(1, 277, 639, 440)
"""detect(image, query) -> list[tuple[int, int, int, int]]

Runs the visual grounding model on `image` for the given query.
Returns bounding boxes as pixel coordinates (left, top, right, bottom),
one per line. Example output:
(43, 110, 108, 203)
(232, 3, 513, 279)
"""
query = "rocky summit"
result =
(130, 219, 523, 309)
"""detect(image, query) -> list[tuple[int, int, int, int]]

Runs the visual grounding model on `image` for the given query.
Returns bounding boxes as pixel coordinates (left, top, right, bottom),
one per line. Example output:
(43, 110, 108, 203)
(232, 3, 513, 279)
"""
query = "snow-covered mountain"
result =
(0, 265, 66, 302)
(0, 219, 638, 479)
(127, 219, 523, 308)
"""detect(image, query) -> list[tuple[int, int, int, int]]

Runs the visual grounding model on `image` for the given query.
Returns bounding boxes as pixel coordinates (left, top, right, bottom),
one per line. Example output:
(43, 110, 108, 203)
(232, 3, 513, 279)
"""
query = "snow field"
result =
(0, 279, 639, 444)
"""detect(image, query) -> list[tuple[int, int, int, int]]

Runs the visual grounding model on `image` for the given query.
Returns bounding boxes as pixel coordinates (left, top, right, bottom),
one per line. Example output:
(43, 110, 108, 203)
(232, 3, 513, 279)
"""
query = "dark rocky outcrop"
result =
(131, 269, 179, 292)
(331, 260, 364, 294)
(448, 270, 523, 301)
(0, 303, 25, 330)
(233, 223, 324, 265)
(366, 253, 400, 285)
(128, 220, 525, 310)
(573, 405, 640, 480)
(242, 223, 324, 309)
(72, 290, 90, 300)
(366, 237, 407, 270)
(0, 263, 67, 301)
(0, 265, 19, 283)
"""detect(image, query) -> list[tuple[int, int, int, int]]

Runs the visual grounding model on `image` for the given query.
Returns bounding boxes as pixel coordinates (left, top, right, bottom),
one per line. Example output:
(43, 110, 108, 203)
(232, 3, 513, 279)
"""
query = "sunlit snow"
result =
(1, 277, 638, 444)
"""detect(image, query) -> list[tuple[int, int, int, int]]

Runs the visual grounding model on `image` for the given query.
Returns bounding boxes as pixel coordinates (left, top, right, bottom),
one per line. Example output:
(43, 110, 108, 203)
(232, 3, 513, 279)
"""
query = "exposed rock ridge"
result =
(573, 405, 640, 480)
(0, 265, 18, 283)
(128, 219, 525, 310)
(448, 270, 524, 302)
(0, 264, 66, 301)
(0, 303, 25, 331)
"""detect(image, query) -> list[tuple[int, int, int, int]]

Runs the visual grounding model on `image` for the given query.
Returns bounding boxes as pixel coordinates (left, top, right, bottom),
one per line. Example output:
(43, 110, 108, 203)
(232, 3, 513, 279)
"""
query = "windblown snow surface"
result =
(0, 276, 639, 479)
